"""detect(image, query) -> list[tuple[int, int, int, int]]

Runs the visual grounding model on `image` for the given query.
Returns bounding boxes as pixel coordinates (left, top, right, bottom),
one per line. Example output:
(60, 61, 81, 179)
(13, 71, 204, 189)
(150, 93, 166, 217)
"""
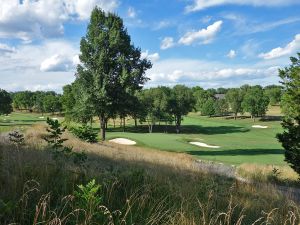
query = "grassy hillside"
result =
(0, 125, 298, 224)
(0, 107, 285, 165)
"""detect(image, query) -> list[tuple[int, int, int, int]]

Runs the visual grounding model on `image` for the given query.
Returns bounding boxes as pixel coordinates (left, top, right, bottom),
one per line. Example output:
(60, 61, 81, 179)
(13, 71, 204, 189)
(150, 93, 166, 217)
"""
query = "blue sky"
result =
(0, 0, 300, 92)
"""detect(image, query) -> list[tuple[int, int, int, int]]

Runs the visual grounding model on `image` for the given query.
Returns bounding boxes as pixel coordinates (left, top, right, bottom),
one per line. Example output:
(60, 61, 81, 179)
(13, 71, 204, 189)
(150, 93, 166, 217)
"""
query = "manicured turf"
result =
(0, 110, 285, 165)
(106, 114, 285, 165)
(0, 112, 56, 132)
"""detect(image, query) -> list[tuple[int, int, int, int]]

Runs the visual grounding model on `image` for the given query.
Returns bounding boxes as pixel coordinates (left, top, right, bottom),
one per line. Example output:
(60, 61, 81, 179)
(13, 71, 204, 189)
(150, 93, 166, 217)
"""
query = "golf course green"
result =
(0, 110, 285, 165)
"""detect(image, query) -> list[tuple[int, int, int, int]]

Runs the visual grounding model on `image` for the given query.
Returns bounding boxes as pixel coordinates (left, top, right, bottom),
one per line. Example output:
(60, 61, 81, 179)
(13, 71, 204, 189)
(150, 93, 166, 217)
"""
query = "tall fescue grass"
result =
(238, 163, 299, 186)
(0, 125, 299, 224)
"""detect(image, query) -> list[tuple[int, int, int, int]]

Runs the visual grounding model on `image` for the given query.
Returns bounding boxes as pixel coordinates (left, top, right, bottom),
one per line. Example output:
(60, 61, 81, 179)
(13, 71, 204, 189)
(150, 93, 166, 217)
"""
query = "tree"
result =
(139, 89, 157, 133)
(214, 98, 229, 117)
(44, 118, 67, 150)
(13, 91, 34, 111)
(43, 94, 62, 114)
(277, 53, 300, 175)
(264, 85, 282, 106)
(75, 7, 151, 141)
(0, 89, 13, 115)
(242, 86, 269, 121)
(168, 85, 195, 133)
(225, 88, 243, 120)
(201, 98, 215, 117)
(193, 88, 212, 113)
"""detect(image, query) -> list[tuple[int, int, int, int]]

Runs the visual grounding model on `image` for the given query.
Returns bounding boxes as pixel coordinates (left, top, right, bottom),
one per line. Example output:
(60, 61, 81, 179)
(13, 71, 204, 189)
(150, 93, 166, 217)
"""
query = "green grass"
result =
(0, 112, 61, 132)
(105, 114, 285, 165)
(0, 111, 285, 165)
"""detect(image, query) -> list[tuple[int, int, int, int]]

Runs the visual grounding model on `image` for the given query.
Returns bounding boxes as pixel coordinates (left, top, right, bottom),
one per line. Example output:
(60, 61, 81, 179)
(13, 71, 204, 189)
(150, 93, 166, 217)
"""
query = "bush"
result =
(70, 125, 98, 143)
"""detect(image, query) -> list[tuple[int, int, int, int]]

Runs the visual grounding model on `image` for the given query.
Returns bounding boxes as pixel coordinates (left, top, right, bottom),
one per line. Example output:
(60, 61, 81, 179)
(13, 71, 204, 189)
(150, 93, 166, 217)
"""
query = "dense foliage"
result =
(277, 53, 300, 175)
(73, 7, 152, 141)
(70, 125, 98, 143)
(0, 89, 13, 115)
(13, 91, 62, 114)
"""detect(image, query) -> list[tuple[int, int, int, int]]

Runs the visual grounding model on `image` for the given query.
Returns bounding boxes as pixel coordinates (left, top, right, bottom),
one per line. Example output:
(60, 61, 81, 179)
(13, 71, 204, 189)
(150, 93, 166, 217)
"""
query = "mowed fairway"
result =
(0, 112, 48, 132)
(106, 113, 285, 165)
(0, 110, 285, 165)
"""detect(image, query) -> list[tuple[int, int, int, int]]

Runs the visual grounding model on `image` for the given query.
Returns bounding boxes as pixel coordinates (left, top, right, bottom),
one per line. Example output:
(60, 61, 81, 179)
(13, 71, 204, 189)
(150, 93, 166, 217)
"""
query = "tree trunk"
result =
(99, 115, 106, 141)
(175, 116, 181, 134)
(123, 118, 126, 132)
(134, 118, 137, 128)
(113, 119, 116, 128)
(234, 113, 237, 120)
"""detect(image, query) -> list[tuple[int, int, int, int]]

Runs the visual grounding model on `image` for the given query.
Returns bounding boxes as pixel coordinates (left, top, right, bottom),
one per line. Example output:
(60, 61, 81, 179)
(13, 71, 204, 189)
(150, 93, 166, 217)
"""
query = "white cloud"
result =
(0, 43, 15, 54)
(141, 50, 160, 62)
(178, 20, 223, 45)
(201, 15, 213, 24)
(223, 13, 300, 35)
(40, 54, 77, 72)
(259, 34, 300, 59)
(153, 20, 174, 30)
(0, 0, 119, 41)
(127, 7, 136, 18)
(161, 37, 175, 50)
(0, 40, 78, 92)
(186, 0, 300, 12)
(227, 50, 236, 58)
(146, 58, 281, 87)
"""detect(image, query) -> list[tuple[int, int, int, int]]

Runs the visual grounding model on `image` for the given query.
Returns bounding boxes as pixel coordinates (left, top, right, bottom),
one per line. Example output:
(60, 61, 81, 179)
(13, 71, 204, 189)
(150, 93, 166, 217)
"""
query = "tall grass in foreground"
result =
(0, 126, 299, 224)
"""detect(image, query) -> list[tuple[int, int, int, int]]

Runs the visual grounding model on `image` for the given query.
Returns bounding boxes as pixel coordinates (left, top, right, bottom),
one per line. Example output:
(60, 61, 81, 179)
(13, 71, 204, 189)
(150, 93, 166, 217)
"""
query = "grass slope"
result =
(0, 126, 297, 224)
(0, 107, 285, 165)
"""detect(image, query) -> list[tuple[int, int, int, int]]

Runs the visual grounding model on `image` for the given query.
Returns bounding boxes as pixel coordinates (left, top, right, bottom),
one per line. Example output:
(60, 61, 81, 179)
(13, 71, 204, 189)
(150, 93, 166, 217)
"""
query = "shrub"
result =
(43, 117, 67, 150)
(8, 130, 24, 148)
(70, 125, 98, 143)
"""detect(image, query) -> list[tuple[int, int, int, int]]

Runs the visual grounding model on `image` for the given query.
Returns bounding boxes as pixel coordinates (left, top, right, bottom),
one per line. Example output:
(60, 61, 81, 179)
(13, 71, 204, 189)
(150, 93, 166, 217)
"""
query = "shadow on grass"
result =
(0, 123, 36, 127)
(105, 124, 249, 135)
(187, 148, 283, 157)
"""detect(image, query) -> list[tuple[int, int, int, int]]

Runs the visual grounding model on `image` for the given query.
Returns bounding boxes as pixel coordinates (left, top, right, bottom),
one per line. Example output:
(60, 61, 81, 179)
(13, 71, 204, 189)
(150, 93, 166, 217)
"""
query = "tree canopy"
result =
(75, 7, 152, 140)
(277, 53, 300, 175)
(0, 89, 13, 115)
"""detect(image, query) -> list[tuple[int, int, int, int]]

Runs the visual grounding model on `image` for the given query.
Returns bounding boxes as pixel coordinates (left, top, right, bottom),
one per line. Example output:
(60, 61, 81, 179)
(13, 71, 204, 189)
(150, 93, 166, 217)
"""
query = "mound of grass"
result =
(0, 127, 298, 224)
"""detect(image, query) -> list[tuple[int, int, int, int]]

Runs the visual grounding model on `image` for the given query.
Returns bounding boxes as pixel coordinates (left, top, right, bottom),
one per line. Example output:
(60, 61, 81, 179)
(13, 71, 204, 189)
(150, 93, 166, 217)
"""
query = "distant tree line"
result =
(60, 83, 282, 134)
(11, 91, 62, 114)
(0, 83, 283, 130)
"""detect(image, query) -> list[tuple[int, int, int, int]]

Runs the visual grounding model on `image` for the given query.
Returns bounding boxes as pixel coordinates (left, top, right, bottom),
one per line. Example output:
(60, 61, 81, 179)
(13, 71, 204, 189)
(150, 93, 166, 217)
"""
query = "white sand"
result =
(190, 142, 220, 149)
(39, 116, 45, 119)
(51, 117, 58, 120)
(252, 125, 268, 129)
(109, 138, 137, 145)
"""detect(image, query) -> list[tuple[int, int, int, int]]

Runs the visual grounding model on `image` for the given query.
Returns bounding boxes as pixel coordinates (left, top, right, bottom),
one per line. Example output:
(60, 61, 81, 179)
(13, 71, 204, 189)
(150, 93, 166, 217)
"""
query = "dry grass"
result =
(238, 163, 299, 184)
(0, 124, 294, 224)
(25, 124, 197, 173)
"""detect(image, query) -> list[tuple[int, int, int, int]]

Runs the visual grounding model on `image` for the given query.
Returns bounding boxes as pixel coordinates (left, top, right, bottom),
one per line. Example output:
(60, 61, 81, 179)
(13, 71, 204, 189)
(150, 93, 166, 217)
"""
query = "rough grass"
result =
(237, 163, 299, 186)
(0, 125, 299, 224)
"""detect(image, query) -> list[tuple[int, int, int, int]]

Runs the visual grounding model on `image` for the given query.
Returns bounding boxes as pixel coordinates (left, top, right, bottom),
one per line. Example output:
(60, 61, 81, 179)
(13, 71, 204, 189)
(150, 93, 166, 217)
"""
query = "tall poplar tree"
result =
(75, 7, 151, 140)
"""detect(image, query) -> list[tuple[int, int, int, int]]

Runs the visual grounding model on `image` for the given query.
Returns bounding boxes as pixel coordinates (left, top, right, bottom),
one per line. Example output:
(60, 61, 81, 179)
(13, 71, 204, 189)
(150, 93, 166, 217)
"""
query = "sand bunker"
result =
(109, 138, 136, 145)
(51, 117, 58, 120)
(190, 142, 220, 149)
(39, 116, 45, 119)
(252, 125, 268, 129)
